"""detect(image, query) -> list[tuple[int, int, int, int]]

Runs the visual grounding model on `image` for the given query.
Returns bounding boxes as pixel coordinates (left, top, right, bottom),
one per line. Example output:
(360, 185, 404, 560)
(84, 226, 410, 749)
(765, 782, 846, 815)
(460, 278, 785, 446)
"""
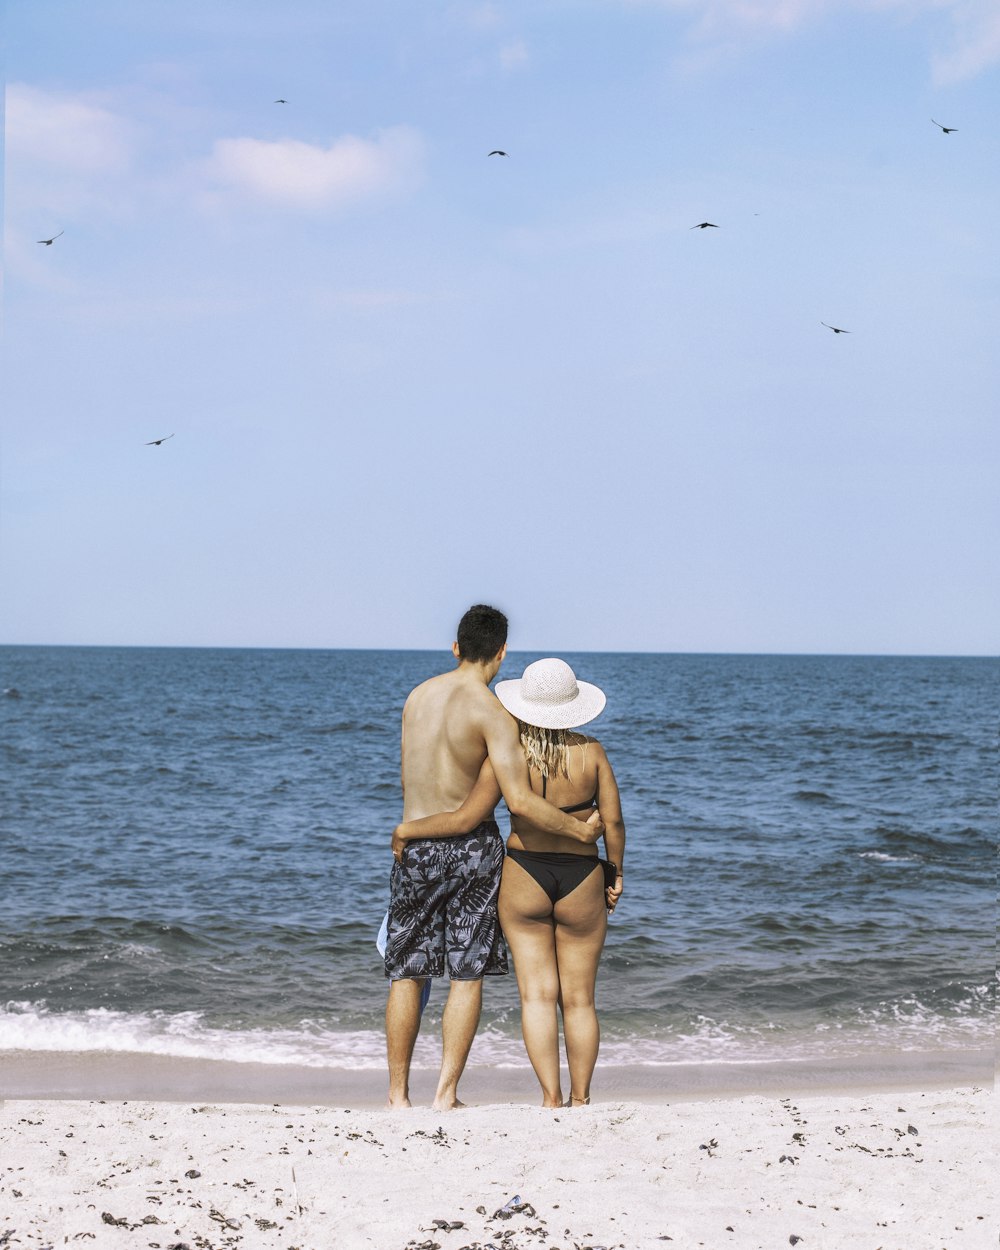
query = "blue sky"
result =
(2, 0, 997, 653)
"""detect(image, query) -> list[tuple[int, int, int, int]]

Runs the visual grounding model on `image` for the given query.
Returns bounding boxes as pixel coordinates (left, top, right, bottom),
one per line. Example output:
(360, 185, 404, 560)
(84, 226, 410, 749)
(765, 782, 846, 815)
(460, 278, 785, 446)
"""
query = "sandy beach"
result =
(1, 1075, 993, 1250)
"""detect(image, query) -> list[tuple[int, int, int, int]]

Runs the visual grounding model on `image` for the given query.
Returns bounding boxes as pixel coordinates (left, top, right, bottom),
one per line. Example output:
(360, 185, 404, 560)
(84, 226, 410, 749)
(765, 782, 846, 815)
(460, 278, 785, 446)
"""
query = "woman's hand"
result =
(606, 873, 623, 913)
(391, 824, 410, 863)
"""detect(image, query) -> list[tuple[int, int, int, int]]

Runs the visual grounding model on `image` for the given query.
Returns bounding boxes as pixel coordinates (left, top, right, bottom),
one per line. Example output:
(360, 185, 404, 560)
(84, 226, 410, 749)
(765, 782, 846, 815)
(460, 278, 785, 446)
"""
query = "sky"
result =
(2, 0, 998, 654)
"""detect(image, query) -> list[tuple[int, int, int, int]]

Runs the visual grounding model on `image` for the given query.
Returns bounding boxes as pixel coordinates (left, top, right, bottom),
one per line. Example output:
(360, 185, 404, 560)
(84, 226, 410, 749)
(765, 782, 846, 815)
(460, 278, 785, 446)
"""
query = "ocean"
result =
(1, 646, 995, 1076)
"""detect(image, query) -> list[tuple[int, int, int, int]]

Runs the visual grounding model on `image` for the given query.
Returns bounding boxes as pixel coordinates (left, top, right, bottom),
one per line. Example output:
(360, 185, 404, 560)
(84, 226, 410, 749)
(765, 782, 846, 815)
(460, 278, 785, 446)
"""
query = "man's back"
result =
(401, 669, 494, 820)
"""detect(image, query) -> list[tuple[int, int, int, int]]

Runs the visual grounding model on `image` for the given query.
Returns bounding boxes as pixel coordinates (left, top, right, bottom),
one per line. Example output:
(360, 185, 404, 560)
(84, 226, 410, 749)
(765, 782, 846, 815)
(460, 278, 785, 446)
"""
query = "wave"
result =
(874, 825, 992, 858)
(2, 917, 213, 953)
(0, 1001, 394, 1069)
(2, 989, 992, 1072)
(799, 726, 956, 748)
(858, 851, 920, 865)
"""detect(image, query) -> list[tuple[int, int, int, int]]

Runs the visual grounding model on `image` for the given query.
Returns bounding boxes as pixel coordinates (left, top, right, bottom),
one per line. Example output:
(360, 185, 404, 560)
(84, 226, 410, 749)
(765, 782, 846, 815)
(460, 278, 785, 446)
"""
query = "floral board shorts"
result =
(384, 820, 509, 981)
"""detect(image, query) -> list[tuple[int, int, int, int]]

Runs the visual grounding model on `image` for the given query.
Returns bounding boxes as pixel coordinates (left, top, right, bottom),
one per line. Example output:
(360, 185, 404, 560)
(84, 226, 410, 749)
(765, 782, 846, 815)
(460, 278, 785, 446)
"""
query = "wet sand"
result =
(1, 1044, 990, 1104)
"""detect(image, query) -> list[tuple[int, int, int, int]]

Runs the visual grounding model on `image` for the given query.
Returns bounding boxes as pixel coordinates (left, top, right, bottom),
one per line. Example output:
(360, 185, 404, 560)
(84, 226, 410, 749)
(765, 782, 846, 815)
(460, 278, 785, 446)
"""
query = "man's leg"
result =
(432, 978, 483, 1111)
(384, 841, 443, 1108)
(434, 824, 504, 1110)
(386, 977, 427, 1108)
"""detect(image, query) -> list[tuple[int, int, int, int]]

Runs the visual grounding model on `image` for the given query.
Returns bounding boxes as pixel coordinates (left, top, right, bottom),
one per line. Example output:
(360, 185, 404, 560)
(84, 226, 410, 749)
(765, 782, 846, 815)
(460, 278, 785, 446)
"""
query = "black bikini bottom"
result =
(506, 849, 616, 904)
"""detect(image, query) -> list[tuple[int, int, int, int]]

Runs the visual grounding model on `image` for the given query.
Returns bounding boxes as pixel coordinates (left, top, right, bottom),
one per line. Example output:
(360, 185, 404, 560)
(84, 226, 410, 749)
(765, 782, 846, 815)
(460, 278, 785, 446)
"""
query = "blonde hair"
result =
(517, 720, 578, 781)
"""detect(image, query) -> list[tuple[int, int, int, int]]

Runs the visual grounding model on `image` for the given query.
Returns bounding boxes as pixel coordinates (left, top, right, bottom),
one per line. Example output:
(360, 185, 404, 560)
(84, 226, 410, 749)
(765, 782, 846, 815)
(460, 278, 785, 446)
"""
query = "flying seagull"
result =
(931, 119, 957, 133)
(821, 322, 851, 334)
(488, 150, 508, 157)
(690, 222, 718, 229)
(274, 98, 287, 104)
(145, 434, 175, 446)
(37, 231, 64, 245)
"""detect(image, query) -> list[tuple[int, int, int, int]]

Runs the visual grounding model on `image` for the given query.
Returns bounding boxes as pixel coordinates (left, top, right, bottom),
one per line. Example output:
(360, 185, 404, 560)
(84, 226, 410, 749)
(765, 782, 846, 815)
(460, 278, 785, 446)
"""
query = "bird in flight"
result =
(690, 222, 718, 229)
(145, 434, 175, 446)
(931, 119, 957, 133)
(822, 322, 851, 334)
(274, 98, 287, 104)
(488, 150, 508, 157)
(37, 231, 64, 245)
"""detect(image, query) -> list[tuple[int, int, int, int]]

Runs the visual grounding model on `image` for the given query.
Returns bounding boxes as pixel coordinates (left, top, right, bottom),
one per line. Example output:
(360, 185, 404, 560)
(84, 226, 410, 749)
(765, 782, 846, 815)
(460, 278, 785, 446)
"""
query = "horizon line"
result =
(1, 642, 997, 660)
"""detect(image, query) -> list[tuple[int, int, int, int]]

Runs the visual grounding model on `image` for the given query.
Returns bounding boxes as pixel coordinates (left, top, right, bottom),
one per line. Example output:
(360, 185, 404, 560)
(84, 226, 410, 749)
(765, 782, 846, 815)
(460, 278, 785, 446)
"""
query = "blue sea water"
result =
(0, 646, 995, 1072)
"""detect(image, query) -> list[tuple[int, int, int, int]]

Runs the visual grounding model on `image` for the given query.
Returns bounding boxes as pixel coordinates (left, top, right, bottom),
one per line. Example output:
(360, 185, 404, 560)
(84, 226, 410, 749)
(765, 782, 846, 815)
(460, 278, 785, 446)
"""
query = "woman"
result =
(393, 658, 625, 1108)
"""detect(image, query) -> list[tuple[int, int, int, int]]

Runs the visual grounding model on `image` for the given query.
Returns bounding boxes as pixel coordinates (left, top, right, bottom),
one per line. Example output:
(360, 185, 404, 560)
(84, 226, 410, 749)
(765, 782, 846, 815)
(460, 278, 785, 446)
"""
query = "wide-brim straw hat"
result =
(494, 658, 606, 730)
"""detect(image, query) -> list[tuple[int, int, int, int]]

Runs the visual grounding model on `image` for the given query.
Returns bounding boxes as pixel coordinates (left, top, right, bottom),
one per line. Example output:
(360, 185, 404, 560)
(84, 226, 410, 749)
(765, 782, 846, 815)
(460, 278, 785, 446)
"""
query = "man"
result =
(384, 604, 604, 1109)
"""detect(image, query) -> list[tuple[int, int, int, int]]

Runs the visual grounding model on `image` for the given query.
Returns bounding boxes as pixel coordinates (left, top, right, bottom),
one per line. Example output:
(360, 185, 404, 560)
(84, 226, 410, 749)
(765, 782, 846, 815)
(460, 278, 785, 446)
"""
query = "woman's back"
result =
(508, 735, 603, 854)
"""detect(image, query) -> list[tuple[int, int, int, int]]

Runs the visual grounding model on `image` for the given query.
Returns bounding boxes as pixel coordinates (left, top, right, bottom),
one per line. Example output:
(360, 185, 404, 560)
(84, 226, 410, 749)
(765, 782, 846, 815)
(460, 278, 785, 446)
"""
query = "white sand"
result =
(1, 1085, 993, 1249)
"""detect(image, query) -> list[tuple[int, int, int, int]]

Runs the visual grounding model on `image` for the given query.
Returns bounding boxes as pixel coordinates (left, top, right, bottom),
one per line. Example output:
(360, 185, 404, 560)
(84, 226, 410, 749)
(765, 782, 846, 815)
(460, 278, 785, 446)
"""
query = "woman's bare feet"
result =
(432, 1096, 466, 1111)
(566, 1094, 591, 1107)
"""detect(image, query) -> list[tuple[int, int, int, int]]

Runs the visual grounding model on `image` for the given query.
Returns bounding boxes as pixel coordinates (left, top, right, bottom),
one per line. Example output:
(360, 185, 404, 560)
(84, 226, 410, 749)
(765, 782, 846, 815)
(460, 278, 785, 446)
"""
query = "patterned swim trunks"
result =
(384, 820, 509, 981)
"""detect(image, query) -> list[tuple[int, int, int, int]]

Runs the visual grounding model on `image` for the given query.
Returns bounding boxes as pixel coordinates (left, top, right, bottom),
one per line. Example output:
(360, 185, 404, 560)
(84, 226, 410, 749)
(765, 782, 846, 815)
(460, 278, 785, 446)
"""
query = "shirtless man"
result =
(384, 604, 604, 1110)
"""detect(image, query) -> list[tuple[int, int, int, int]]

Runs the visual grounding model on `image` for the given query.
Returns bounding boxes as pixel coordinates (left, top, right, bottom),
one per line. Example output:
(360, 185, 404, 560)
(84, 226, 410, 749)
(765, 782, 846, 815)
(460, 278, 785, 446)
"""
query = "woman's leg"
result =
(553, 866, 607, 1105)
(498, 857, 562, 1107)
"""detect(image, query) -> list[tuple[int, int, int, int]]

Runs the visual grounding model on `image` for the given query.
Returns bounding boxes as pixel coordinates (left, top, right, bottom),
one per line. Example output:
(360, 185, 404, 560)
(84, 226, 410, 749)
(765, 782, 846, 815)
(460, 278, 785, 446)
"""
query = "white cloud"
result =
(627, 0, 1000, 81)
(456, 3, 504, 31)
(203, 126, 426, 211)
(6, 83, 135, 172)
(689, 0, 821, 36)
(4, 83, 141, 263)
(626, 0, 828, 37)
(499, 38, 530, 71)
(929, 0, 1000, 84)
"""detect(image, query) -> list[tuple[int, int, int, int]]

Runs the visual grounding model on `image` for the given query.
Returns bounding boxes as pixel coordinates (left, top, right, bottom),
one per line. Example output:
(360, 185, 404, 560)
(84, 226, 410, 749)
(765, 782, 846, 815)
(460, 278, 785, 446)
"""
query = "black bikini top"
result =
(540, 773, 598, 814)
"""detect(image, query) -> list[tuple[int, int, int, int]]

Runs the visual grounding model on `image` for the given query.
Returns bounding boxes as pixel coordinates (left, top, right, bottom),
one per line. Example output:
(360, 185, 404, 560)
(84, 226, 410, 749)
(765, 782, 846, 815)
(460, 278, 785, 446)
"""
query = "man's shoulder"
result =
(403, 669, 508, 726)
(404, 670, 452, 706)
(449, 676, 503, 727)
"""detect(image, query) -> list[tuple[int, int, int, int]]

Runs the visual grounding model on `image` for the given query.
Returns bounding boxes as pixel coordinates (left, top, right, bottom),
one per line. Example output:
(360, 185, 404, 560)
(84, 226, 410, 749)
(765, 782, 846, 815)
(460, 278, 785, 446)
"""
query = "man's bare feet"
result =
(387, 1094, 412, 1109)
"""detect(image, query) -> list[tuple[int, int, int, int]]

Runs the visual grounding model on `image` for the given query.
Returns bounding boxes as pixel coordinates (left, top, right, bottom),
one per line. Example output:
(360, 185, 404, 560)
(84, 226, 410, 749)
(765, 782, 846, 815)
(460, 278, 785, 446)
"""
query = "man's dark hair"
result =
(456, 604, 508, 663)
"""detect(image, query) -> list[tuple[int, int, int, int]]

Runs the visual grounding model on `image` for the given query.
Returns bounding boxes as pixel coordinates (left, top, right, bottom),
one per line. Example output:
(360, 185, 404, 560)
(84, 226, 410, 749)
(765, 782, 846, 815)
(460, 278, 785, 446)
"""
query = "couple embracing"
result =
(383, 605, 626, 1110)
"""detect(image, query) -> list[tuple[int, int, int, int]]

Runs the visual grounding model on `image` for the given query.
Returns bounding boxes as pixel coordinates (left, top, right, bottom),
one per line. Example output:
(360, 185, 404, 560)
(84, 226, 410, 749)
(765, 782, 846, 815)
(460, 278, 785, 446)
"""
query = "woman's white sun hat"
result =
(494, 658, 606, 730)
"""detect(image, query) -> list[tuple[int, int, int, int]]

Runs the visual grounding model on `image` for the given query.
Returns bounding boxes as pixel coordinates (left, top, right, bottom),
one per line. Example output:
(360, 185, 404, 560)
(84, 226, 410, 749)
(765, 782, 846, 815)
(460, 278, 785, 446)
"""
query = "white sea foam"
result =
(1, 999, 992, 1071)
(858, 851, 919, 864)
(0, 1002, 396, 1069)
